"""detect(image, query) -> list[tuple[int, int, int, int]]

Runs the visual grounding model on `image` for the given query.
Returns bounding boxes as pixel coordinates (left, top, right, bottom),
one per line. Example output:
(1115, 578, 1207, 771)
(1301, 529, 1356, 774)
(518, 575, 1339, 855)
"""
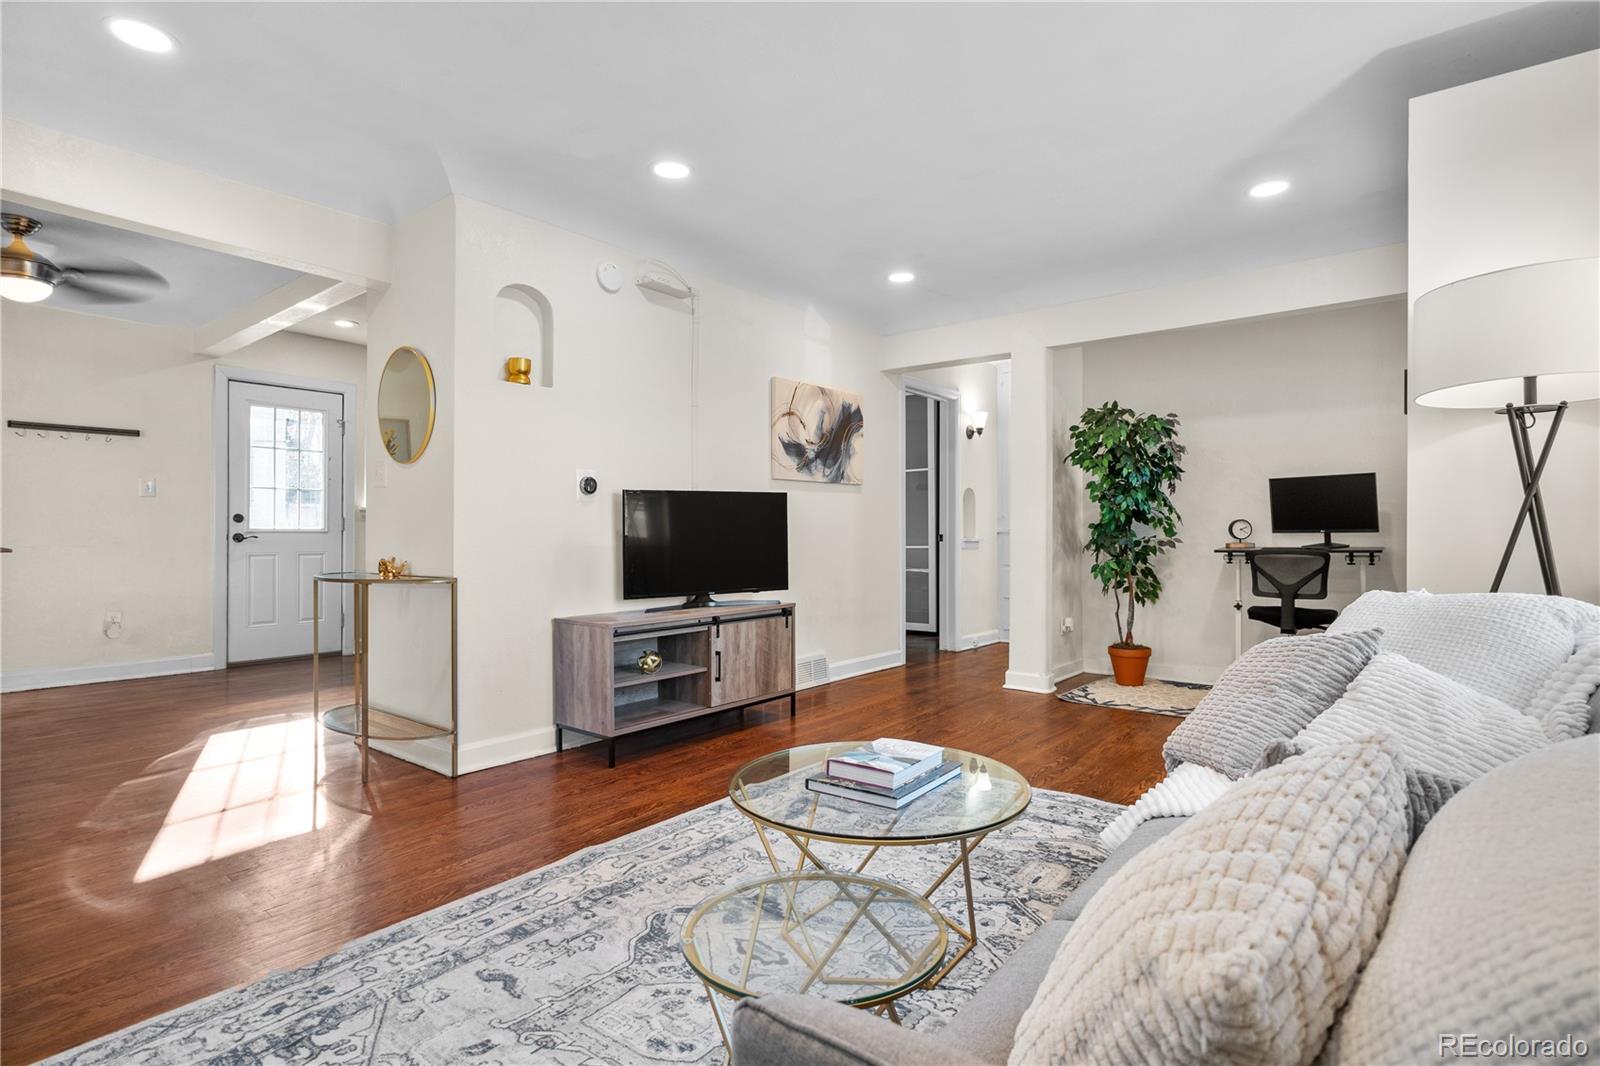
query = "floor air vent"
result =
(796, 654, 829, 687)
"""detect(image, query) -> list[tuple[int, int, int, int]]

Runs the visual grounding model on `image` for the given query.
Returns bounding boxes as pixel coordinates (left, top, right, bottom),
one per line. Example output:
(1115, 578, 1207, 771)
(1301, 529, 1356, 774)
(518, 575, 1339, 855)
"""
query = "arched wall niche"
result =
(494, 284, 554, 387)
(962, 487, 977, 540)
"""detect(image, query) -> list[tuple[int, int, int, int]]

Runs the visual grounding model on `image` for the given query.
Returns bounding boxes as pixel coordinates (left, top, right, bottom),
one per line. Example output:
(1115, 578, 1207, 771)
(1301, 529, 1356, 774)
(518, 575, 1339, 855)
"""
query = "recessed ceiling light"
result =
(332, 319, 358, 329)
(1249, 179, 1291, 199)
(887, 271, 915, 284)
(107, 18, 176, 54)
(651, 160, 692, 180)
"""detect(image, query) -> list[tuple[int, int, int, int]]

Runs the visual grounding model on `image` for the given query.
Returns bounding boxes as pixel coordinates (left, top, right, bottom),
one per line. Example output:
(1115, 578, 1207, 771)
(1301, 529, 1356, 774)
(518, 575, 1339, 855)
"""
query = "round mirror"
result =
(378, 346, 436, 464)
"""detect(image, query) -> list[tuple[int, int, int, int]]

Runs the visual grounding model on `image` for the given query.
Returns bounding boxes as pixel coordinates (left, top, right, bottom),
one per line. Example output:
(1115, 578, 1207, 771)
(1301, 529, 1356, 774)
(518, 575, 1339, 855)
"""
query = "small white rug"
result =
(1057, 677, 1210, 718)
(48, 789, 1120, 1065)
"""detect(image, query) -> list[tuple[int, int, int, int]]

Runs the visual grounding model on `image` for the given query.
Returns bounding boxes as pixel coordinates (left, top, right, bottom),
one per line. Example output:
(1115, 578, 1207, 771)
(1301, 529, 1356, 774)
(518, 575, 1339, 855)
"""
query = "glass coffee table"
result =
(682, 870, 947, 1051)
(728, 742, 1031, 987)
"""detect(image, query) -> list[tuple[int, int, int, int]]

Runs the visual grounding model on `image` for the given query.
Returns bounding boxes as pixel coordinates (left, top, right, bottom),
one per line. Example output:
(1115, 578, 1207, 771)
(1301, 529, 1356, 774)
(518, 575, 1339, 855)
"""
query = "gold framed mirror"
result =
(378, 346, 436, 464)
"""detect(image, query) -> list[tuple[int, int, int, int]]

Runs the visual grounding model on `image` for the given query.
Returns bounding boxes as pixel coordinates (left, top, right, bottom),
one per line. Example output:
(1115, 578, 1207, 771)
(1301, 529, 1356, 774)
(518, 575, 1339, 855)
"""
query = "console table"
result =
(313, 571, 459, 783)
(554, 602, 796, 766)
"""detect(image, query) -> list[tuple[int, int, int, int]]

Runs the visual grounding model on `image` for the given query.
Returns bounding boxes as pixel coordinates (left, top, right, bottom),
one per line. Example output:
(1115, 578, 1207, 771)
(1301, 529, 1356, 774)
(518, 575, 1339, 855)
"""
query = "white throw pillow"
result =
(1295, 653, 1548, 779)
(1010, 736, 1410, 1066)
(1524, 619, 1600, 740)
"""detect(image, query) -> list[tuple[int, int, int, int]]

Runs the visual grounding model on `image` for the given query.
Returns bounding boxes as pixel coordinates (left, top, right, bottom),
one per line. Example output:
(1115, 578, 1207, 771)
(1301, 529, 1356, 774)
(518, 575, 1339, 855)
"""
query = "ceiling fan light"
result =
(0, 274, 54, 302)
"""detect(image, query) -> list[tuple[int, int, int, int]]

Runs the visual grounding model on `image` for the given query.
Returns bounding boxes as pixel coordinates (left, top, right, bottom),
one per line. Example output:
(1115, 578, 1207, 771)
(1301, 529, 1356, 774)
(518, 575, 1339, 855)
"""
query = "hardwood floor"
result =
(0, 644, 1175, 1063)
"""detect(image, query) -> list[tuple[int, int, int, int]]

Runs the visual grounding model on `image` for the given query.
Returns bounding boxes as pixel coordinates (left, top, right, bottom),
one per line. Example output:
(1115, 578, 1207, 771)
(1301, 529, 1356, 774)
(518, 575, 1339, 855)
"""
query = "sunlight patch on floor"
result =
(134, 718, 325, 883)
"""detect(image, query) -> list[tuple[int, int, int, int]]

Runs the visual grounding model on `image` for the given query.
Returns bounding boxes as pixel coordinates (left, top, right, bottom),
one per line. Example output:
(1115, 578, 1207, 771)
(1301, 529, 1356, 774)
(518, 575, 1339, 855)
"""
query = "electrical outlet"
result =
(1060, 616, 1074, 633)
(138, 478, 157, 498)
(103, 611, 124, 639)
(373, 463, 388, 489)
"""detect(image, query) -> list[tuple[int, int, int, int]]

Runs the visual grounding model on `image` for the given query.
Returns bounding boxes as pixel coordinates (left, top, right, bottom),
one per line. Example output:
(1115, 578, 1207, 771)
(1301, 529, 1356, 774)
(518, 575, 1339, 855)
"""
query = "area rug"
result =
(48, 790, 1120, 1065)
(1057, 676, 1211, 717)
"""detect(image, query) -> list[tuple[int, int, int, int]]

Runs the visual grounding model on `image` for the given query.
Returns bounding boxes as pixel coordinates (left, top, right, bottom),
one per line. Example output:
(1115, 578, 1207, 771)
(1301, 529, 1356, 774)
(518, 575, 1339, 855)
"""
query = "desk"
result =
(1216, 546, 1385, 658)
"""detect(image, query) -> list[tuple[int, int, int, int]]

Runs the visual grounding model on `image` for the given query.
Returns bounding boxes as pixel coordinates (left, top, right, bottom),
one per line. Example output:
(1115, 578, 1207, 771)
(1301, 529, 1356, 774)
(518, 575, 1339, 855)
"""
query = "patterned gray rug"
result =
(1057, 676, 1211, 717)
(48, 790, 1118, 1066)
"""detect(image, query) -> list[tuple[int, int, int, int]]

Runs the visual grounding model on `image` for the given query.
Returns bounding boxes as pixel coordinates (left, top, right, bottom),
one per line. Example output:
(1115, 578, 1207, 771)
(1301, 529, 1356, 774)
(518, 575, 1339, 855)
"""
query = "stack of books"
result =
(805, 738, 960, 809)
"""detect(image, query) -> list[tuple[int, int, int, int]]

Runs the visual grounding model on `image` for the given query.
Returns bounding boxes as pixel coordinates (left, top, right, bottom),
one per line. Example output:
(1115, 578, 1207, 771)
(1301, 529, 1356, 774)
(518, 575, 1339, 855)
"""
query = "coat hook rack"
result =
(6, 420, 140, 439)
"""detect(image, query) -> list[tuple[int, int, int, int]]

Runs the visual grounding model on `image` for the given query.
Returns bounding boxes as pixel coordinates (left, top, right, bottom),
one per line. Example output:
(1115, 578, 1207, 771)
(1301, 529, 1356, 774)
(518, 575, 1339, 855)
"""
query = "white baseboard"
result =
(1003, 669, 1055, 693)
(829, 649, 905, 684)
(1, 653, 217, 693)
(1051, 659, 1085, 683)
(369, 725, 557, 777)
(961, 630, 1005, 650)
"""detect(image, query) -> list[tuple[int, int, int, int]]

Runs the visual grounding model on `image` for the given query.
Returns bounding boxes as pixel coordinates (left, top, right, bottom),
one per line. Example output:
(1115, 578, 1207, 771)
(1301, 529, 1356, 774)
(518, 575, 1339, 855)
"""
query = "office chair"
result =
(1247, 549, 1337, 634)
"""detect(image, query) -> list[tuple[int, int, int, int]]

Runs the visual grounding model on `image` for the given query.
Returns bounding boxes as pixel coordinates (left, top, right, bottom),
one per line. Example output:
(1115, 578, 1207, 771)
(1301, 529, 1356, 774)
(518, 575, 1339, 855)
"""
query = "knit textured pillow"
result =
(1253, 740, 1466, 846)
(1162, 629, 1381, 778)
(1294, 653, 1548, 780)
(1328, 590, 1598, 709)
(1321, 736, 1600, 1065)
(1524, 618, 1600, 740)
(1010, 736, 1410, 1066)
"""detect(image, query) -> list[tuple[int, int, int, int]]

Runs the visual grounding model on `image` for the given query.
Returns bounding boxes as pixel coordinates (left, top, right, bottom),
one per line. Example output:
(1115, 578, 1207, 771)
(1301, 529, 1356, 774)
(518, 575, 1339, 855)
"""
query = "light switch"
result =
(139, 478, 157, 498)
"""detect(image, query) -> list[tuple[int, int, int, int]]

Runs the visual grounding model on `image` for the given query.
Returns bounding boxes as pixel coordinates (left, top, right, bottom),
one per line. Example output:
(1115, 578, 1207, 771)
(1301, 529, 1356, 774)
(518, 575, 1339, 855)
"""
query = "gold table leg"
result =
(747, 824, 989, 990)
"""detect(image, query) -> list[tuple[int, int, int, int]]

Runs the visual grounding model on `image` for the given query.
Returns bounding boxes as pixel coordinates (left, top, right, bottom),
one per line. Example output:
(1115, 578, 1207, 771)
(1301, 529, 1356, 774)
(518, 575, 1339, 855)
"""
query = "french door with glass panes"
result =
(905, 392, 939, 633)
(226, 381, 344, 662)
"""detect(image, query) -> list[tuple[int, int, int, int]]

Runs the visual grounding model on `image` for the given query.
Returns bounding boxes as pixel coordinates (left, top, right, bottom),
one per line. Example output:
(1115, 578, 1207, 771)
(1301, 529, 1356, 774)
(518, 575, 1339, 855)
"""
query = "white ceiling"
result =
(3, 3, 1595, 334)
(288, 293, 367, 346)
(0, 202, 299, 328)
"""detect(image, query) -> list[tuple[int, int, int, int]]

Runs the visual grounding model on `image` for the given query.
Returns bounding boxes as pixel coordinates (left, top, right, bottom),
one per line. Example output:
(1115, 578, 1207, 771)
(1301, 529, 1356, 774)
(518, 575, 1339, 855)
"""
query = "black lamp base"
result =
(1490, 389, 1568, 596)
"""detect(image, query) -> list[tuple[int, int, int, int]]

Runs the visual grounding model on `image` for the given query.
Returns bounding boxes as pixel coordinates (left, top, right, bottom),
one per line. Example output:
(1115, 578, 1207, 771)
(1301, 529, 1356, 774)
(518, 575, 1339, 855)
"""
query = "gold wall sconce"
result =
(505, 357, 533, 385)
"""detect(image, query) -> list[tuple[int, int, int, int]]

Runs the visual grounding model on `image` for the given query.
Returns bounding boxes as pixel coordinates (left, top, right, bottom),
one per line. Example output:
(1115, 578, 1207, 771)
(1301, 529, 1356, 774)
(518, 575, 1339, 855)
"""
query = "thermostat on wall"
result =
(596, 261, 623, 293)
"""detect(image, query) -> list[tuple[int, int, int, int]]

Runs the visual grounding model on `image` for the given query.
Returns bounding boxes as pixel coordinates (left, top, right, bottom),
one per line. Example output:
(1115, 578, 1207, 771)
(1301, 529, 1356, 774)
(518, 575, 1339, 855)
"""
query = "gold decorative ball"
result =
(637, 649, 664, 674)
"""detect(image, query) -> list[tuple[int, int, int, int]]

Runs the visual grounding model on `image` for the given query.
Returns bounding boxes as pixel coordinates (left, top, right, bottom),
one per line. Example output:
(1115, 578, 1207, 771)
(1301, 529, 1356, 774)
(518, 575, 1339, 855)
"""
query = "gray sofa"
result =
(730, 592, 1600, 1065)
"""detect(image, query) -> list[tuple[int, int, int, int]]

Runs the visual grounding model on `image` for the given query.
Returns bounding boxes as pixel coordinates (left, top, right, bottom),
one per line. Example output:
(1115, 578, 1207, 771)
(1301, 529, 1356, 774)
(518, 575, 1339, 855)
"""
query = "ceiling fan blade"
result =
(57, 259, 169, 303)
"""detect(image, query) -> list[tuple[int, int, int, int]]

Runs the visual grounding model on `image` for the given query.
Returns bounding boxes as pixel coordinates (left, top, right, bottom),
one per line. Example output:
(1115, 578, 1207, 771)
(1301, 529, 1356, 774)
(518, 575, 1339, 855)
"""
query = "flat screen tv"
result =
(623, 490, 789, 607)
(1269, 472, 1379, 549)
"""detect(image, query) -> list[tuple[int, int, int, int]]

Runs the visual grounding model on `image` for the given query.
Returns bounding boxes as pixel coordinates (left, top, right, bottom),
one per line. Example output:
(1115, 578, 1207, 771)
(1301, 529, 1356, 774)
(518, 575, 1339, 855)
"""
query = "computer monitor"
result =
(1268, 472, 1379, 550)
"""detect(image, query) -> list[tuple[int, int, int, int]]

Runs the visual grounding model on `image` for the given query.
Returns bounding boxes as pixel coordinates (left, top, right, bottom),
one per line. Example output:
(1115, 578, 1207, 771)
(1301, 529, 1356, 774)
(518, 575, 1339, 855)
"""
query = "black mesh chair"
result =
(1247, 549, 1337, 634)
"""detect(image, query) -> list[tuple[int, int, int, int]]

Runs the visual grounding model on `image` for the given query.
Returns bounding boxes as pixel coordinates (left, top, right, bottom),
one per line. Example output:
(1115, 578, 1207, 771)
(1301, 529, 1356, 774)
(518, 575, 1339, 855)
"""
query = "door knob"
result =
(232, 532, 259, 543)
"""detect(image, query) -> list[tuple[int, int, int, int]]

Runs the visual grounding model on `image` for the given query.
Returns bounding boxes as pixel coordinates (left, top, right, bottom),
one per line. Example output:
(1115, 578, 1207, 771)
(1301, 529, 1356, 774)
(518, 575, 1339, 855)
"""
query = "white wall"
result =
(1, 303, 364, 685)
(365, 195, 902, 772)
(1408, 51, 1599, 602)
(1059, 300, 1408, 683)
(879, 245, 1408, 690)
(908, 362, 1003, 646)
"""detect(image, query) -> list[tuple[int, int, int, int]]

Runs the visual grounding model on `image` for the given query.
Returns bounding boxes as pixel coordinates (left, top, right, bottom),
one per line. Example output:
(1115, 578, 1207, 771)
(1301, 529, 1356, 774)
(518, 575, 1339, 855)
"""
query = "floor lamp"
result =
(1412, 257, 1599, 595)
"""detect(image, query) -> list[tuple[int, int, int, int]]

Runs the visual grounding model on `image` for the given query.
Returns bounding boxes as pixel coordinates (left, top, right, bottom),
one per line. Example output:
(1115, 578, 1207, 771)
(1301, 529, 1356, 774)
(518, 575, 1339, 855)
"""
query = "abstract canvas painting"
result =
(771, 377, 865, 484)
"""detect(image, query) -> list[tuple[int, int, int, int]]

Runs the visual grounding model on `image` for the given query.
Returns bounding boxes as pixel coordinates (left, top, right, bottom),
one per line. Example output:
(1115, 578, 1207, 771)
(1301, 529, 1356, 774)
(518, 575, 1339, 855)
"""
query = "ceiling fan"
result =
(0, 213, 168, 304)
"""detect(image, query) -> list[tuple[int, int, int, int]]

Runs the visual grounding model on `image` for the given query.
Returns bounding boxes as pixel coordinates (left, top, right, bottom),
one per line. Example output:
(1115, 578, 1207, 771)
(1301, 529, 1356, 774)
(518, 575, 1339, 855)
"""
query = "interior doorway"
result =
(902, 380, 959, 652)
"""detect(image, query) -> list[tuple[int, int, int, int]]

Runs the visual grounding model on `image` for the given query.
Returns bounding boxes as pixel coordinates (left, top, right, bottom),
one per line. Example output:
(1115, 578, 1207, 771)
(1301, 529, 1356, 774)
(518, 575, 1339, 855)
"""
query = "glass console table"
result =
(312, 571, 458, 782)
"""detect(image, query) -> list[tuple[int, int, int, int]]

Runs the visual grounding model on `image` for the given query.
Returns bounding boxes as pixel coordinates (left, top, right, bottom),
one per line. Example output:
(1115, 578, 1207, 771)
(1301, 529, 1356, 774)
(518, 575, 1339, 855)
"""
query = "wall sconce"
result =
(965, 410, 988, 439)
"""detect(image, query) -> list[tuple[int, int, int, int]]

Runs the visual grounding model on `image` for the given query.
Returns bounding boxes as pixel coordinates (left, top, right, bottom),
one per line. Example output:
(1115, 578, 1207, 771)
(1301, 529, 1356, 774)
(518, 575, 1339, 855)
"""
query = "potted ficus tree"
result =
(1066, 402, 1184, 687)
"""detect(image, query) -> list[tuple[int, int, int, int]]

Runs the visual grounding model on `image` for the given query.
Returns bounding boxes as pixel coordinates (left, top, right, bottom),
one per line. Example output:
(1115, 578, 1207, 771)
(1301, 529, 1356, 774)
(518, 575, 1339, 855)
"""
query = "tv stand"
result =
(553, 602, 796, 766)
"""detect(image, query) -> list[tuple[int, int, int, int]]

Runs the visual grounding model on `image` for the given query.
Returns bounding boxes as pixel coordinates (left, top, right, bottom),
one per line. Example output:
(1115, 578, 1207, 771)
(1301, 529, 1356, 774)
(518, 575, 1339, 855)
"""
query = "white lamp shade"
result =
(970, 410, 988, 431)
(1412, 257, 1599, 409)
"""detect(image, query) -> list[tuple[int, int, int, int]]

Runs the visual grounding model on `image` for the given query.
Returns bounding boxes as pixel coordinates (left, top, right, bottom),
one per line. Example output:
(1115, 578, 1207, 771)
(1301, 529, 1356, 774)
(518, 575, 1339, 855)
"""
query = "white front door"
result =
(227, 381, 344, 663)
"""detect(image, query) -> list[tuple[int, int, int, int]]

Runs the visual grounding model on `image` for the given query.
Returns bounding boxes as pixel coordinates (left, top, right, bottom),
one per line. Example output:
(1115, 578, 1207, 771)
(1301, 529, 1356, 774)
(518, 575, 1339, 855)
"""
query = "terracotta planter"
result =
(1108, 644, 1152, 687)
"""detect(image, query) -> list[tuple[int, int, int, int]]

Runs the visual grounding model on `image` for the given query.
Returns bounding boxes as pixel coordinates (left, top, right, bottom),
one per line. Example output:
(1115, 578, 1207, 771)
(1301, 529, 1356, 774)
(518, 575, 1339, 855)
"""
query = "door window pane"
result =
(246, 404, 329, 532)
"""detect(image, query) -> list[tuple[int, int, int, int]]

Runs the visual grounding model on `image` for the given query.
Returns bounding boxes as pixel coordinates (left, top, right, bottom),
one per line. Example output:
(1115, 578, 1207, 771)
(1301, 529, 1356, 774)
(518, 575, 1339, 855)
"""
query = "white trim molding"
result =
(961, 630, 1005, 650)
(1, 653, 216, 693)
(828, 649, 906, 684)
(1002, 669, 1055, 694)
